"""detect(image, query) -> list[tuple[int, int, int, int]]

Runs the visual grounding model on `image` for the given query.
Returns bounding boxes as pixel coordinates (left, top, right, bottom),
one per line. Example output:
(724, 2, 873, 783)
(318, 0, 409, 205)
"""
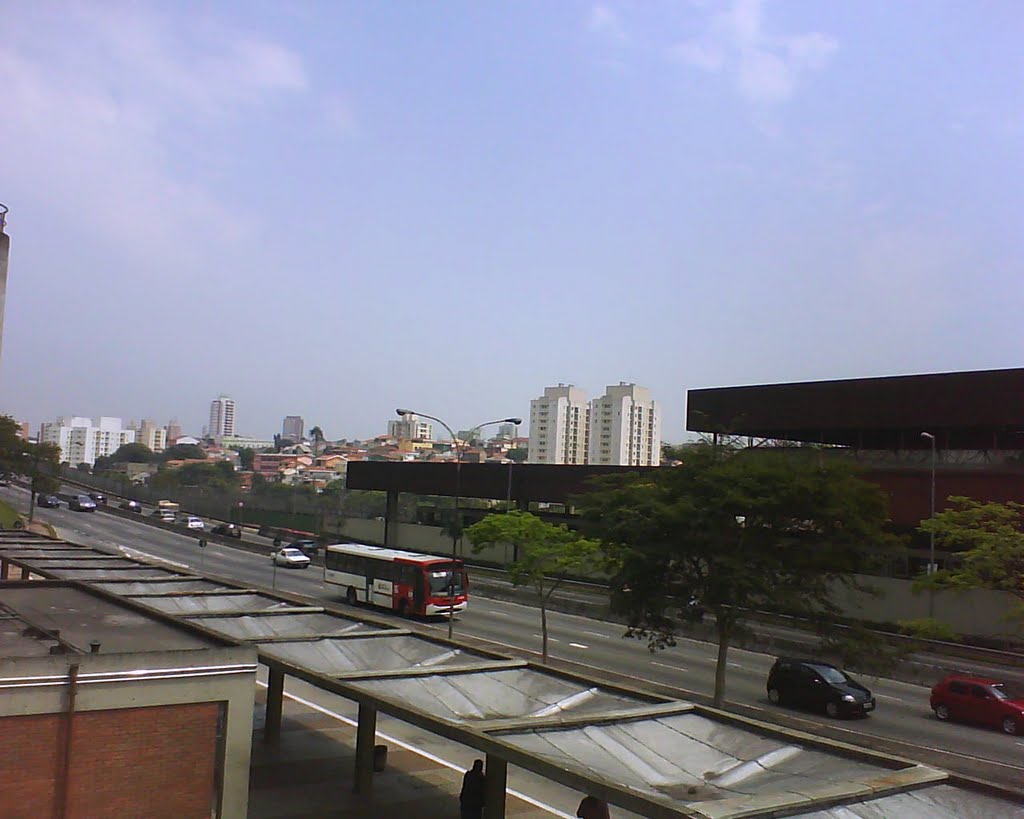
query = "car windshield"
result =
(428, 567, 465, 595)
(991, 683, 1024, 701)
(281, 548, 305, 558)
(810, 665, 850, 684)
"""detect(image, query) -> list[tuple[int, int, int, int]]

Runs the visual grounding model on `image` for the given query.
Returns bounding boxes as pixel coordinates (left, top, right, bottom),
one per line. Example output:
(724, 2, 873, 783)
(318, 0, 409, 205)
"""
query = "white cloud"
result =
(670, 0, 838, 105)
(587, 4, 629, 44)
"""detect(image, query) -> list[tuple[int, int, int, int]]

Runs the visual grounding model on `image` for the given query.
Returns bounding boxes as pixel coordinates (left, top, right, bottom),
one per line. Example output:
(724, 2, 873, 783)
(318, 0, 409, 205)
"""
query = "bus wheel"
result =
(346, 587, 357, 606)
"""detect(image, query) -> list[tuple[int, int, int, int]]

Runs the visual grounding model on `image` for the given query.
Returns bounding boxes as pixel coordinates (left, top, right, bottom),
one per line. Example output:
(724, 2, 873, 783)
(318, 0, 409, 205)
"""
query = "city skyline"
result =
(1, 3, 1021, 440)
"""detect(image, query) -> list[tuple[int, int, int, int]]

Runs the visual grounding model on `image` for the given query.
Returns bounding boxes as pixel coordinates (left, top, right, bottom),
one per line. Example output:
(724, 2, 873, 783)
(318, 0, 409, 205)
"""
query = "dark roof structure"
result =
(686, 367, 1024, 450)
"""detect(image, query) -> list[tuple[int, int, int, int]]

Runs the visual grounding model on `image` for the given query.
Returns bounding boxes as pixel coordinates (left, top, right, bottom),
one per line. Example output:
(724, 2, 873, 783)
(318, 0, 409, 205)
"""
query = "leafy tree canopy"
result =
(915, 497, 1024, 627)
(505, 448, 528, 463)
(162, 443, 207, 461)
(111, 442, 155, 463)
(467, 510, 601, 662)
(577, 444, 898, 705)
(230, 446, 256, 470)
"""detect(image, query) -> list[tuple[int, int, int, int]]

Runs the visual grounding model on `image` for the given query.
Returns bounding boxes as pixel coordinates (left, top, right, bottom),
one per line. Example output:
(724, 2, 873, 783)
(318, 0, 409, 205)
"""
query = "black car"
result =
(212, 523, 243, 538)
(289, 538, 320, 556)
(120, 499, 143, 512)
(68, 494, 98, 512)
(766, 658, 875, 718)
(89, 492, 107, 505)
(37, 494, 61, 508)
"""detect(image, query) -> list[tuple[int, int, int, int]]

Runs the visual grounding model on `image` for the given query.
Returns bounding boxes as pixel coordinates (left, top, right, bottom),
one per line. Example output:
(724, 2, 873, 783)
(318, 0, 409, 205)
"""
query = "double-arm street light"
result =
(396, 408, 522, 639)
(921, 431, 937, 617)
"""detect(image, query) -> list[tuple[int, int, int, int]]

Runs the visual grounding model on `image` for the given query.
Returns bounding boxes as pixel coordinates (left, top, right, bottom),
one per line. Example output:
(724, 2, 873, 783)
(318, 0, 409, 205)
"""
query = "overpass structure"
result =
(1, 529, 1021, 818)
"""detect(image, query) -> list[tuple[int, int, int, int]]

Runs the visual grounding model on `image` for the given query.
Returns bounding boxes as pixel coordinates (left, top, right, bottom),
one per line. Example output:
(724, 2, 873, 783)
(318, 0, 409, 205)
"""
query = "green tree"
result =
(505, 448, 528, 463)
(915, 497, 1024, 629)
(310, 426, 326, 456)
(466, 510, 601, 663)
(231, 446, 255, 470)
(0, 416, 30, 477)
(0, 417, 61, 520)
(162, 443, 206, 461)
(111, 442, 155, 463)
(577, 444, 896, 706)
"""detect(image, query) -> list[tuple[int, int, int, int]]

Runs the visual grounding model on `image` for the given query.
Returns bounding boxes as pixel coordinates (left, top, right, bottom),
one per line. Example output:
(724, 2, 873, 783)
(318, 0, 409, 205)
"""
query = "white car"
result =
(184, 515, 205, 530)
(272, 547, 311, 569)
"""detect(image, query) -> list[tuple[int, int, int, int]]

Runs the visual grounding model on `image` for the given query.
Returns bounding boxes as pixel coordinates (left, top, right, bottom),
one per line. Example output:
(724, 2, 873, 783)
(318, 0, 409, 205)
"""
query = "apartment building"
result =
(282, 415, 305, 441)
(209, 395, 236, 438)
(40, 416, 137, 466)
(527, 385, 590, 464)
(134, 418, 167, 452)
(589, 383, 661, 466)
(388, 413, 433, 441)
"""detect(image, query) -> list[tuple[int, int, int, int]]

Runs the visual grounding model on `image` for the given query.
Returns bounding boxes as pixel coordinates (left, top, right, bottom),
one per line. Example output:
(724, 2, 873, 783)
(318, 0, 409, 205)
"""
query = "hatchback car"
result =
(89, 492, 107, 505)
(212, 522, 242, 538)
(767, 658, 875, 718)
(289, 538, 320, 556)
(120, 499, 142, 513)
(931, 674, 1024, 735)
(68, 495, 97, 512)
(37, 494, 61, 508)
(272, 547, 311, 569)
(183, 515, 205, 530)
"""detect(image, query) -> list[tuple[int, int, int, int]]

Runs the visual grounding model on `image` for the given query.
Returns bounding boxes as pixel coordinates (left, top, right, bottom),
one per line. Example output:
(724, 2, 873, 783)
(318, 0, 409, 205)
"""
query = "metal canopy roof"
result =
(0, 531, 1020, 819)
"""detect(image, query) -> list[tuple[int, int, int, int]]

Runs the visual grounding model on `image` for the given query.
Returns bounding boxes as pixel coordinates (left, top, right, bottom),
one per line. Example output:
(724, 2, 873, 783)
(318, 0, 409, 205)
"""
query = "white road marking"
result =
(727, 662, 744, 669)
(534, 635, 559, 642)
(258, 681, 574, 818)
(490, 611, 510, 617)
(582, 630, 606, 638)
(651, 661, 686, 672)
(873, 693, 904, 703)
(568, 643, 589, 650)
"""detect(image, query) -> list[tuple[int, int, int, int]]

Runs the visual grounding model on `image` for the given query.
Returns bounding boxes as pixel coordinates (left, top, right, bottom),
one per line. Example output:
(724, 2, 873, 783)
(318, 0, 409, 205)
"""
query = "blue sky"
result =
(1, 1, 1021, 442)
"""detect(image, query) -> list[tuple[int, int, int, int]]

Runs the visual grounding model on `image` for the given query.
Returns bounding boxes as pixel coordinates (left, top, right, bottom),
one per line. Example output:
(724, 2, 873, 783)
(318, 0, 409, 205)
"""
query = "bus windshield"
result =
(427, 566, 465, 596)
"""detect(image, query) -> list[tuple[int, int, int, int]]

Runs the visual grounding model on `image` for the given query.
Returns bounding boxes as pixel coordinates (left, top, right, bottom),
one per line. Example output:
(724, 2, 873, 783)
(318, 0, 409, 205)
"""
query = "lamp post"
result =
(921, 431, 937, 617)
(396, 409, 521, 639)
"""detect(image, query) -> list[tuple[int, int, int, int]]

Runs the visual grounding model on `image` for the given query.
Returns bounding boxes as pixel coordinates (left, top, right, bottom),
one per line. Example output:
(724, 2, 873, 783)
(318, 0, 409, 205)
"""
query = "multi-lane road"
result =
(4, 484, 1023, 792)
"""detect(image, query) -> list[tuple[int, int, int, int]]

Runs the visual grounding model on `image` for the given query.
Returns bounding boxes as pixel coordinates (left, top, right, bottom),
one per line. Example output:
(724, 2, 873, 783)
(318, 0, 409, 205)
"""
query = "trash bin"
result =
(373, 744, 388, 772)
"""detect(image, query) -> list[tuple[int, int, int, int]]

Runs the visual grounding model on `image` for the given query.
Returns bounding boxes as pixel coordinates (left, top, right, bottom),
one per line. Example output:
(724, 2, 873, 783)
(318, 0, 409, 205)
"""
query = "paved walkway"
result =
(248, 687, 561, 819)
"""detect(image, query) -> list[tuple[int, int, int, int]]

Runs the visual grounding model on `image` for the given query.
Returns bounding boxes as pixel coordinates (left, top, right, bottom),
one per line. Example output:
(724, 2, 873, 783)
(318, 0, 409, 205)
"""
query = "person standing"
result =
(577, 795, 611, 819)
(460, 759, 486, 819)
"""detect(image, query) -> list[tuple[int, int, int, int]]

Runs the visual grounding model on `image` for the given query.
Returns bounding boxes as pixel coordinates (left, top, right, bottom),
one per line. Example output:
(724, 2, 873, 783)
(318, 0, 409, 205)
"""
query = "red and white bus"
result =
(323, 542, 469, 616)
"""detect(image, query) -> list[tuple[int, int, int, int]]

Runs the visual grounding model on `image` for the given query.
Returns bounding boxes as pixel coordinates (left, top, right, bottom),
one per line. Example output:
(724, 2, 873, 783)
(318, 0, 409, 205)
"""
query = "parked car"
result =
(68, 495, 97, 512)
(930, 674, 1024, 735)
(88, 492, 107, 505)
(183, 515, 205, 531)
(766, 658, 875, 718)
(212, 522, 242, 538)
(289, 538, 320, 556)
(37, 494, 61, 508)
(120, 499, 142, 513)
(272, 547, 311, 569)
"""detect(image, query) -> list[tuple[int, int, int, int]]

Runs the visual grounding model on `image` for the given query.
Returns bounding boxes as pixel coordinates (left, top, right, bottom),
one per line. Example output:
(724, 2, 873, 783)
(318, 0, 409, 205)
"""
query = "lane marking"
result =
(534, 635, 559, 642)
(582, 630, 606, 638)
(568, 643, 589, 650)
(651, 661, 686, 672)
(728, 662, 744, 669)
(258, 681, 574, 818)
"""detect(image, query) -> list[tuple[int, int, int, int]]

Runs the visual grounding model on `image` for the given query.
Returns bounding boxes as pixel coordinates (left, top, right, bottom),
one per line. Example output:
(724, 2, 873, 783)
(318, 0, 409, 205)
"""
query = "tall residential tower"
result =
(209, 395, 236, 438)
(527, 384, 590, 464)
(589, 383, 661, 466)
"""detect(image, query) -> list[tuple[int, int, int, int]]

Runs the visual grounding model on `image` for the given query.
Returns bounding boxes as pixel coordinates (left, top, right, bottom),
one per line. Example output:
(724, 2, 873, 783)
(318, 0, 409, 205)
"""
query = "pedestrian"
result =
(577, 794, 611, 819)
(460, 759, 486, 819)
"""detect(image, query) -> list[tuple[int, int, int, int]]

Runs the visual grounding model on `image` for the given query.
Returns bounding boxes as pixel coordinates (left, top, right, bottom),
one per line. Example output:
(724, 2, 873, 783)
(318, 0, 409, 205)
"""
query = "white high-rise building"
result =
(388, 414, 433, 441)
(527, 385, 590, 464)
(588, 383, 661, 466)
(209, 395, 236, 438)
(40, 417, 137, 466)
(282, 415, 305, 441)
(134, 418, 167, 452)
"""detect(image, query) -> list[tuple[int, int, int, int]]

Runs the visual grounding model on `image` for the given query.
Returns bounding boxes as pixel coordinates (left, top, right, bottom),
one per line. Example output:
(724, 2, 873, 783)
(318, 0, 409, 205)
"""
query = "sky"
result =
(1, 1, 1022, 443)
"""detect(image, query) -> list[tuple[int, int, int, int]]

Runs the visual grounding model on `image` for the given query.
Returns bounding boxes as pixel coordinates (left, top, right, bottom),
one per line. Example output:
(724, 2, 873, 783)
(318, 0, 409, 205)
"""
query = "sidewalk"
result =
(248, 686, 561, 819)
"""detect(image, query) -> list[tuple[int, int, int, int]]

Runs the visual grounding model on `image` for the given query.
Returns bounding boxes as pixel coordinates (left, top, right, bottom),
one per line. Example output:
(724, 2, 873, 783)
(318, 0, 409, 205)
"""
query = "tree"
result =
(231, 446, 255, 470)
(466, 510, 601, 663)
(0, 415, 30, 477)
(577, 444, 897, 706)
(111, 442, 155, 463)
(915, 497, 1024, 629)
(506, 448, 528, 463)
(162, 443, 206, 461)
(310, 426, 326, 456)
(0, 417, 60, 520)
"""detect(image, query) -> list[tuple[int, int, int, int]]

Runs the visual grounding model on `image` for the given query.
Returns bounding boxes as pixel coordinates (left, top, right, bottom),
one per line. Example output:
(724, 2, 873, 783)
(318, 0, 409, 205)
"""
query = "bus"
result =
(323, 542, 468, 617)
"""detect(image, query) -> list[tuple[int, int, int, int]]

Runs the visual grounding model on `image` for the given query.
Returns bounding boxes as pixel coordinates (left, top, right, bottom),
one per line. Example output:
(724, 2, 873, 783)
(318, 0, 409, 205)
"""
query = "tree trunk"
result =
(713, 618, 732, 707)
(540, 597, 549, 663)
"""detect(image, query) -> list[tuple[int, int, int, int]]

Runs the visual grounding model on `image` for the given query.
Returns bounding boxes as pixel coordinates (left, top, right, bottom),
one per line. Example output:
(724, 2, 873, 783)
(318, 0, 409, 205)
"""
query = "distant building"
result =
(528, 384, 590, 464)
(14, 420, 30, 440)
(388, 413, 433, 441)
(589, 383, 661, 466)
(166, 419, 183, 445)
(496, 422, 518, 440)
(134, 418, 167, 452)
(40, 416, 137, 466)
(282, 415, 305, 441)
(209, 395, 236, 438)
(216, 434, 275, 452)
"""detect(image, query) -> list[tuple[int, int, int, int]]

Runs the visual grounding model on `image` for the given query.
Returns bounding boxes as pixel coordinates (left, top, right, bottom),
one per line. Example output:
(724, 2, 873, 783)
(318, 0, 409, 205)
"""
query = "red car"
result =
(930, 674, 1024, 735)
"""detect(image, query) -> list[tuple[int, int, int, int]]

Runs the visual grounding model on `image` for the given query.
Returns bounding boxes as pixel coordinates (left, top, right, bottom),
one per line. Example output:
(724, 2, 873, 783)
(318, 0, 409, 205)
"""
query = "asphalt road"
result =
(6, 484, 1024, 793)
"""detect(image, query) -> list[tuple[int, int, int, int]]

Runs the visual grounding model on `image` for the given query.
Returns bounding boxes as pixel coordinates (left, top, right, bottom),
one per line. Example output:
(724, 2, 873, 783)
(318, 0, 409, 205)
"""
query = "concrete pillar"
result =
(20, 566, 30, 580)
(0, 558, 9, 580)
(383, 490, 399, 548)
(353, 703, 377, 794)
(484, 754, 507, 818)
(264, 668, 284, 744)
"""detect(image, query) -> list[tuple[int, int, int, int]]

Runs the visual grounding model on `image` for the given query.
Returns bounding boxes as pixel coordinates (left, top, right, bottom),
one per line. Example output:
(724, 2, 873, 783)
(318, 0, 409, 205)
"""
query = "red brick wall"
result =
(0, 701, 223, 819)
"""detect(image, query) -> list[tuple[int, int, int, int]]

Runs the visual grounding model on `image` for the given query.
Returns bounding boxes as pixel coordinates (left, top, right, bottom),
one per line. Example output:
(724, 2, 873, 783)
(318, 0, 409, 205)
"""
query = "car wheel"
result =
(1001, 717, 1018, 736)
(825, 702, 841, 718)
(768, 688, 782, 705)
(934, 704, 950, 721)
(346, 587, 357, 605)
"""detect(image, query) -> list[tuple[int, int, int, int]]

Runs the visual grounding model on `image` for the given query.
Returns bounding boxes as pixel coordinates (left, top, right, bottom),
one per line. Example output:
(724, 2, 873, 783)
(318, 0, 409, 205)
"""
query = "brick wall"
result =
(0, 701, 223, 819)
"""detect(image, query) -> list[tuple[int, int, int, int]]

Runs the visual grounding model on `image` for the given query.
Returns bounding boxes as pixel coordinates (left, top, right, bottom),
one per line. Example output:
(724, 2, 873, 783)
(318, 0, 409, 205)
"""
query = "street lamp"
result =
(396, 408, 522, 639)
(921, 432, 937, 617)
